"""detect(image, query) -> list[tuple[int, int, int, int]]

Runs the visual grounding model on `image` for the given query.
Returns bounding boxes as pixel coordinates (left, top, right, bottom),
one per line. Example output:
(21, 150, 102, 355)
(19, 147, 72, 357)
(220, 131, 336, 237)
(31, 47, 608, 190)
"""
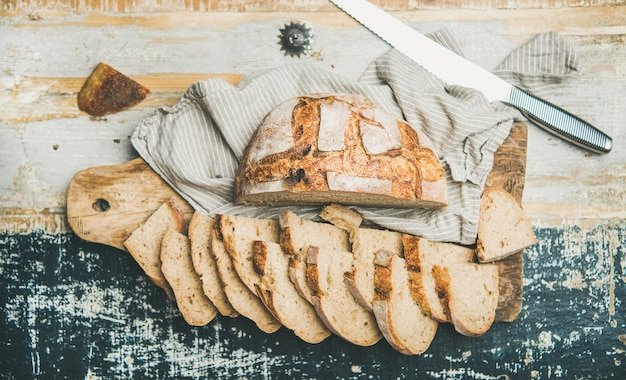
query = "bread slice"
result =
(372, 249, 438, 355)
(161, 228, 218, 326)
(278, 210, 350, 304)
(318, 203, 363, 233)
(403, 234, 475, 322)
(210, 229, 281, 333)
(476, 188, 537, 262)
(123, 199, 185, 299)
(345, 227, 403, 311)
(215, 213, 279, 294)
(188, 212, 238, 317)
(252, 240, 331, 343)
(432, 263, 499, 336)
(306, 246, 382, 346)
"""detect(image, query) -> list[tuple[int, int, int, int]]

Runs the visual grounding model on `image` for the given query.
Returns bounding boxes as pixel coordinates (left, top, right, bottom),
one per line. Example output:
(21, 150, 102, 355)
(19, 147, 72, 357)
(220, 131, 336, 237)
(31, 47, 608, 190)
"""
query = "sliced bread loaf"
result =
(188, 212, 238, 317)
(252, 240, 331, 343)
(160, 228, 217, 326)
(123, 199, 185, 299)
(278, 210, 350, 304)
(345, 227, 403, 311)
(403, 234, 475, 322)
(432, 263, 499, 336)
(215, 213, 279, 294)
(476, 188, 537, 262)
(372, 249, 438, 355)
(306, 246, 382, 346)
(211, 229, 281, 333)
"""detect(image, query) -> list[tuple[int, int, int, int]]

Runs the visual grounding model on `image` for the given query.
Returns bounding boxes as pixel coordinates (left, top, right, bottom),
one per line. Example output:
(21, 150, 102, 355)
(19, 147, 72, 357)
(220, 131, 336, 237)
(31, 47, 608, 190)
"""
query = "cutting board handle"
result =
(66, 158, 193, 251)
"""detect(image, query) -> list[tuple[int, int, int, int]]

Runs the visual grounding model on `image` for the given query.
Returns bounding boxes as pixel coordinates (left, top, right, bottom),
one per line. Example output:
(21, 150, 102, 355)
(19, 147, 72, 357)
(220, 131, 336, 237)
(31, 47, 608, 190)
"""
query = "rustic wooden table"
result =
(1, 1, 625, 378)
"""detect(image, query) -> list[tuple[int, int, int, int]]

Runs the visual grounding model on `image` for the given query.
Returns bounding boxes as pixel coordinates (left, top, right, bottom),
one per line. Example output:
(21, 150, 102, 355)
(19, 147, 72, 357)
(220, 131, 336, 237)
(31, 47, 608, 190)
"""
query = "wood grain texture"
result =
(66, 158, 193, 251)
(2, 0, 624, 13)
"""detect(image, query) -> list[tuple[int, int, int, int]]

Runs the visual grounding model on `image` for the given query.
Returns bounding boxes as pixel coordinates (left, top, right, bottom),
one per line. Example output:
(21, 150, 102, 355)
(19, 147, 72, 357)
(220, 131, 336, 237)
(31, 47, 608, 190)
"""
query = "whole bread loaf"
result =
(235, 94, 448, 208)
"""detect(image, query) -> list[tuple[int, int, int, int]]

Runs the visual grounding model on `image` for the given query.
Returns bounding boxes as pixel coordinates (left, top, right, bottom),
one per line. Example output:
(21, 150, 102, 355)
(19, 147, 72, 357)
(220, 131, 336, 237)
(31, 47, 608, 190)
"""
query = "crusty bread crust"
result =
(77, 62, 149, 117)
(235, 94, 448, 209)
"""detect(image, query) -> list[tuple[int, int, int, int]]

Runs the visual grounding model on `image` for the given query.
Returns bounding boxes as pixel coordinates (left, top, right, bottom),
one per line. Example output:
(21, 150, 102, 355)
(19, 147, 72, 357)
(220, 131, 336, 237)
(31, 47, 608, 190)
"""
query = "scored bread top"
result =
(235, 93, 448, 208)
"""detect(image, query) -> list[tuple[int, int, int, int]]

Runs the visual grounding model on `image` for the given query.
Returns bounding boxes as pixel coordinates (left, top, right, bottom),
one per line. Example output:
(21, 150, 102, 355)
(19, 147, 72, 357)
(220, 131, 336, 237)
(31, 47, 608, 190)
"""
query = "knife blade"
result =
(329, 0, 612, 154)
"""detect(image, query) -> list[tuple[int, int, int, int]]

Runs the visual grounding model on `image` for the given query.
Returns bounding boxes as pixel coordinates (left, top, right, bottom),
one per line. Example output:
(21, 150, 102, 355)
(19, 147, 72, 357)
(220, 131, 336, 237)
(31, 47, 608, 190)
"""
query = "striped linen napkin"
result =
(131, 31, 580, 245)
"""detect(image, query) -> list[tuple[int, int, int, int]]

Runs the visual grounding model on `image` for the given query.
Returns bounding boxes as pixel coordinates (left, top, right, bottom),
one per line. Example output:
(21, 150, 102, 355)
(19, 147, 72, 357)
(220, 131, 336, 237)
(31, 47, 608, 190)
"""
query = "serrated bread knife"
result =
(329, 0, 612, 154)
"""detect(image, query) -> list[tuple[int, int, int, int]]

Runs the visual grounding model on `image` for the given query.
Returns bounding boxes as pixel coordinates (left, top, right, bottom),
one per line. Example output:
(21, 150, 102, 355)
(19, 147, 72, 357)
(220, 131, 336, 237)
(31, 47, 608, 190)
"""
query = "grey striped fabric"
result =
(132, 31, 579, 244)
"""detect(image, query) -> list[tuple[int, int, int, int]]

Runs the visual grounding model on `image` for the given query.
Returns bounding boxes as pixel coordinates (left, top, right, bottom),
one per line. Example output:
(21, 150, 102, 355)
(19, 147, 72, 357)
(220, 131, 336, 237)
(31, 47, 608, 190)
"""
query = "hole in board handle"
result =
(92, 198, 111, 212)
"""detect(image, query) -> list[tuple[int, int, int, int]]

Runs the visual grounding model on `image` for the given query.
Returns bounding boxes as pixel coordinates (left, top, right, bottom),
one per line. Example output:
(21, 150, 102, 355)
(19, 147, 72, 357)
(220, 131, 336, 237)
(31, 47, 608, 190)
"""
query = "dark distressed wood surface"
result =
(1, 226, 624, 379)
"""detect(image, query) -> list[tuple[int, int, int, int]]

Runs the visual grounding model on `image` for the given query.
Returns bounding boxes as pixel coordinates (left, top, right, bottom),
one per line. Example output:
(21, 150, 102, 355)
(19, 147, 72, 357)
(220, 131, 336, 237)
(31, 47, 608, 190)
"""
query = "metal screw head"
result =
(278, 21, 313, 58)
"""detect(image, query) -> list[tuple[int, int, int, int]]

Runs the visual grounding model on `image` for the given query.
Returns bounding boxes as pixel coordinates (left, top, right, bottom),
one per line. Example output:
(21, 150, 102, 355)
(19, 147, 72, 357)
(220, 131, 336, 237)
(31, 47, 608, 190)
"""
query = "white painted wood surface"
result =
(1, 4, 624, 234)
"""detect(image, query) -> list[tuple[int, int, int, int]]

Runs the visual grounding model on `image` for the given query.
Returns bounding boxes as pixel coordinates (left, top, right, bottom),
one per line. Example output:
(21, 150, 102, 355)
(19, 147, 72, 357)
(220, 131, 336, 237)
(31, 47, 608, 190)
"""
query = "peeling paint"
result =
(1, 224, 624, 378)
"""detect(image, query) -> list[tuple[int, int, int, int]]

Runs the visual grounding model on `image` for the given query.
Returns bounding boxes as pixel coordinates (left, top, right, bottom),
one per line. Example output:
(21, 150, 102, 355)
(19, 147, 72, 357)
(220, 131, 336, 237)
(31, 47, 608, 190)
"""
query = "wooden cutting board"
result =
(66, 122, 528, 322)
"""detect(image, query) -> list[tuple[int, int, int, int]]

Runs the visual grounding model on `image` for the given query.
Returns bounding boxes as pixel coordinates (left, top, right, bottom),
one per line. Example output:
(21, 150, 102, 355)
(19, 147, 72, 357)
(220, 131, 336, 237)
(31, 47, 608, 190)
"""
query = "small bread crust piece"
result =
(77, 62, 149, 116)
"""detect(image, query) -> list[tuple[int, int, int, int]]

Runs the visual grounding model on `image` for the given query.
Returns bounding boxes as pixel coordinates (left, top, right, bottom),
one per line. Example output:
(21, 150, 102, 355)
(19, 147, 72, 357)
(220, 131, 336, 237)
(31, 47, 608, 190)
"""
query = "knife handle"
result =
(508, 87, 612, 154)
